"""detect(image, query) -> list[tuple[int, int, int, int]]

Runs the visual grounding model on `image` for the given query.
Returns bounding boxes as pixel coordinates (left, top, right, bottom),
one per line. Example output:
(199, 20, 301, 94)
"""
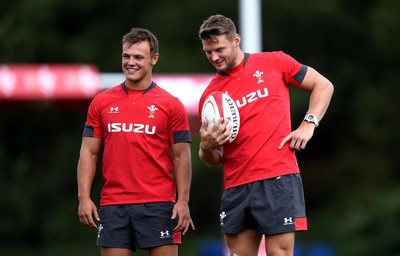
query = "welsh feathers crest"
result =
(147, 104, 158, 118)
(253, 70, 264, 84)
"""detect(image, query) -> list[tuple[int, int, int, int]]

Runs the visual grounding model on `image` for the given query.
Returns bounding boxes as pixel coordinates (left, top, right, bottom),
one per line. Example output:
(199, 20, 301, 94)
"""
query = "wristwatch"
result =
(304, 114, 319, 127)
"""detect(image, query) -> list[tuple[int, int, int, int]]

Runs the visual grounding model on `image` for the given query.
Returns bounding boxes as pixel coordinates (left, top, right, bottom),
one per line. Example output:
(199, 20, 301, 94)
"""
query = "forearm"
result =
(174, 156, 192, 203)
(307, 79, 334, 121)
(199, 147, 222, 167)
(77, 155, 97, 200)
(77, 137, 102, 201)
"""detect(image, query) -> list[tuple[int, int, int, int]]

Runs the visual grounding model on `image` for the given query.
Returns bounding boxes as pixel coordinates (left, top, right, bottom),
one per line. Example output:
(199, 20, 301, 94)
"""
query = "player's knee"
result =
(266, 245, 294, 256)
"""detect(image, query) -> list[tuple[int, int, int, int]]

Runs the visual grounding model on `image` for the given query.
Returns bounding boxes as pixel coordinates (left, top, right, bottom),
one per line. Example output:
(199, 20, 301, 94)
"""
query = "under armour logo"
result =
(160, 230, 170, 238)
(283, 217, 294, 225)
(109, 107, 119, 113)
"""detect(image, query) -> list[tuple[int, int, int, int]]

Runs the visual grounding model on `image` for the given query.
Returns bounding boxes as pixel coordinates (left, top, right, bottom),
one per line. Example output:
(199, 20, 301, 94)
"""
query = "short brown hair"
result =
(199, 14, 237, 42)
(122, 28, 159, 57)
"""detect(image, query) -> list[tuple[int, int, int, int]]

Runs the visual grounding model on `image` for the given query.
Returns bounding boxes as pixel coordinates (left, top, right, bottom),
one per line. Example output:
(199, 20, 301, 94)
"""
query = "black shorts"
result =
(219, 174, 307, 235)
(96, 202, 181, 250)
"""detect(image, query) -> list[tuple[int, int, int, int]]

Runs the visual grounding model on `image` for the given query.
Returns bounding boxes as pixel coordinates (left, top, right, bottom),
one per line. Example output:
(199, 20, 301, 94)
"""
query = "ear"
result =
(151, 53, 159, 65)
(234, 34, 241, 47)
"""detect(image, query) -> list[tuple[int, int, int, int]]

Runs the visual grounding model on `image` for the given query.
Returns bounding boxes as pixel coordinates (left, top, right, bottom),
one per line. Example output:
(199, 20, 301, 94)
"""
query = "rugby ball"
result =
(201, 91, 240, 142)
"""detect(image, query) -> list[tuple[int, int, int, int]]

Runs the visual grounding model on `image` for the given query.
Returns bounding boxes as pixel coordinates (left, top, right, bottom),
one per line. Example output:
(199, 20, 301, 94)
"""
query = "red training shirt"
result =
(198, 51, 307, 189)
(84, 82, 192, 206)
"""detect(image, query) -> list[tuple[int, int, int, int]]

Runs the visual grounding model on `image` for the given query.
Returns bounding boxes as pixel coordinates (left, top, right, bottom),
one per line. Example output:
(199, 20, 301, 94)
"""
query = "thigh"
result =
(148, 245, 178, 256)
(101, 247, 132, 256)
(264, 232, 295, 256)
(224, 229, 262, 256)
(130, 202, 181, 249)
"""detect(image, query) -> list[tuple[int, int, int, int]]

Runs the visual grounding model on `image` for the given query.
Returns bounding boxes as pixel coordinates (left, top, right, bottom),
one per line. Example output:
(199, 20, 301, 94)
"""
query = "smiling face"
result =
(202, 34, 242, 72)
(121, 41, 159, 89)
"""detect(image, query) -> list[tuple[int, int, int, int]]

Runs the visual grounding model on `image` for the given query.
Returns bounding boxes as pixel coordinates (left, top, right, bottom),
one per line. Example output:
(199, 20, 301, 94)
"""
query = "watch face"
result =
(305, 114, 318, 127)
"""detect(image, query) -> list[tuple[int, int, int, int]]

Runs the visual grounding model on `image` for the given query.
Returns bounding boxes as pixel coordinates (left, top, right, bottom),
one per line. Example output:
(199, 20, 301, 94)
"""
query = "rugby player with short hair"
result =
(77, 27, 194, 256)
(197, 14, 334, 256)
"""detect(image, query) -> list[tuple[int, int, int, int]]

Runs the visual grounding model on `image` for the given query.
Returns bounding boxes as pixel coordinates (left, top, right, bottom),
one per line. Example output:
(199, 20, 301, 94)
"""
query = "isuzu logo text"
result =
(235, 88, 269, 108)
(107, 123, 156, 134)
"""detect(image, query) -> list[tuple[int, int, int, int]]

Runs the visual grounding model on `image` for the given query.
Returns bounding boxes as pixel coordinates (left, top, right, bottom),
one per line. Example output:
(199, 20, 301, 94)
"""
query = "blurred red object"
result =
(0, 64, 101, 100)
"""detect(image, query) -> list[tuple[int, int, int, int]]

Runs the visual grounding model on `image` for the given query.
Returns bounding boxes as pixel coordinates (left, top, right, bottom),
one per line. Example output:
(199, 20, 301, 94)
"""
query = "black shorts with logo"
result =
(96, 202, 181, 250)
(219, 174, 307, 235)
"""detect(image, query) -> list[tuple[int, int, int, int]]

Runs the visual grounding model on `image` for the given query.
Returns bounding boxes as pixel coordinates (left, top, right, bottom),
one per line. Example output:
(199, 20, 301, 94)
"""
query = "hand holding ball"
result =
(201, 91, 240, 142)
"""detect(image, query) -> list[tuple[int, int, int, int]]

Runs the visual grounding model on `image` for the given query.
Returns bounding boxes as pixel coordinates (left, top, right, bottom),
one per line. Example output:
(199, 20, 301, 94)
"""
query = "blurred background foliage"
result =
(0, 0, 399, 255)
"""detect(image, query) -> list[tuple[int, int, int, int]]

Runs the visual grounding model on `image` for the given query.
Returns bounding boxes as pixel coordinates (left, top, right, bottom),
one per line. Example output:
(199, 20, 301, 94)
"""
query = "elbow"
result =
(323, 77, 334, 92)
(327, 81, 335, 100)
(328, 80, 334, 94)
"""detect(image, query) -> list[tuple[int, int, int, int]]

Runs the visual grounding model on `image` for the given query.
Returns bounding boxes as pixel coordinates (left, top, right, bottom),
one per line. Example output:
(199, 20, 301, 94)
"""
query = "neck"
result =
(125, 76, 153, 90)
(231, 50, 245, 70)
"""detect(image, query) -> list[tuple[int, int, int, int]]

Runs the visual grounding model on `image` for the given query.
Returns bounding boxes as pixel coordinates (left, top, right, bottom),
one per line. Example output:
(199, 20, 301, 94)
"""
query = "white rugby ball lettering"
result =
(201, 91, 240, 142)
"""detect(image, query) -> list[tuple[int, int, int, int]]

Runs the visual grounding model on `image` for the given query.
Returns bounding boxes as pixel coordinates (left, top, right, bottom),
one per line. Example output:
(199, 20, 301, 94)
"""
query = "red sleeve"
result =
(272, 51, 304, 87)
(169, 97, 191, 144)
(85, 95, 104, 138)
